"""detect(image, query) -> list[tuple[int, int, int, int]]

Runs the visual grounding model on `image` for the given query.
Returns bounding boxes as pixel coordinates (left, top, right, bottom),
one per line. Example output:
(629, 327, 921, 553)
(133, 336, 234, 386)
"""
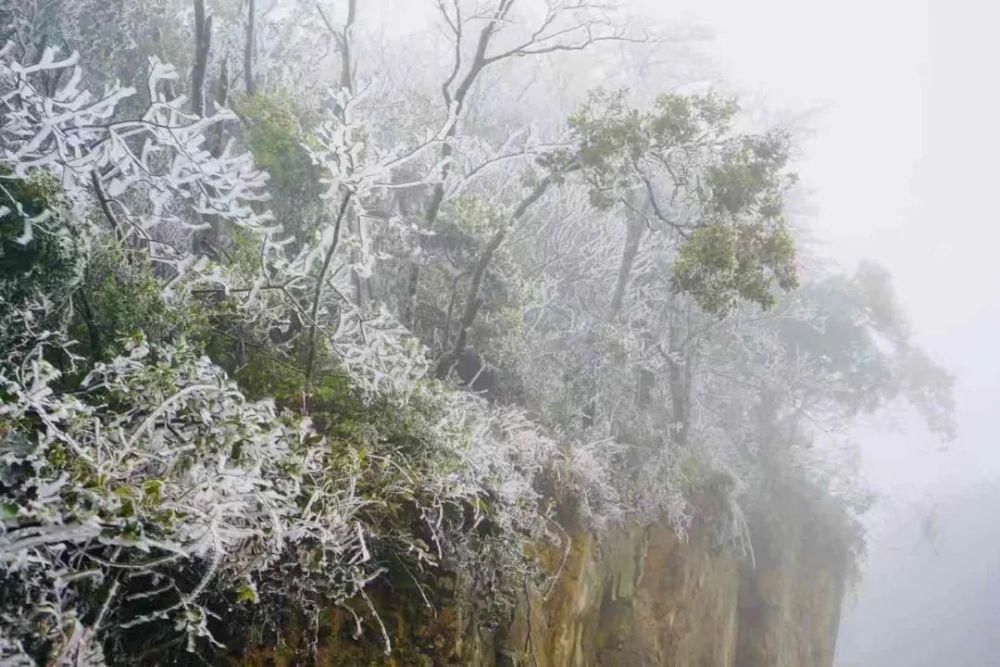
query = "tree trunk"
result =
(585, 209, 645, 429)
(191, 0, 212, 117)
(434, 226, 506, 379)
(243, 0, 256, 96)
(434, 177, 553, 379)
(609, 216, 645, 320)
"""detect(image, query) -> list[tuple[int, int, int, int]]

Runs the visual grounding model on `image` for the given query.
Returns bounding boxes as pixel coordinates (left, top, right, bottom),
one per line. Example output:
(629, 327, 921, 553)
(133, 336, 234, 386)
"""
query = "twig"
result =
(305, 190, 353, 386)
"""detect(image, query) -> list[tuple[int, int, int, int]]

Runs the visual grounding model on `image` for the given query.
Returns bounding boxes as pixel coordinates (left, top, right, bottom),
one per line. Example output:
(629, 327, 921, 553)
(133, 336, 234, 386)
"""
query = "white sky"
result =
(368, 0, 997, 658)
(649, 0, 1000, 661)
(650, 0, 1000, 501)
(368, 0, 999, 497)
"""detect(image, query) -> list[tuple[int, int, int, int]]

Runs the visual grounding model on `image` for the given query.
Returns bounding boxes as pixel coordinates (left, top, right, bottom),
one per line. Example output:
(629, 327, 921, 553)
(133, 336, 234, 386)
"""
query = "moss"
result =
(238, 582, 471, 666)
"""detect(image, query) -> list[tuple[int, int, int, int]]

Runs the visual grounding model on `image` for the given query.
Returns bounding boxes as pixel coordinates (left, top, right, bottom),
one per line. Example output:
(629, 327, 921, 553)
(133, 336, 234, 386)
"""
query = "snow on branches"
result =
(0, 338, 367, 658)
(0, 45, 276, 286)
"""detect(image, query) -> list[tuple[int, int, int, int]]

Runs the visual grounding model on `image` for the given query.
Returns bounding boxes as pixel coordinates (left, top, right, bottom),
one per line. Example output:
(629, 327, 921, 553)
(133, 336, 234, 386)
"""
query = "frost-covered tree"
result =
(0, 24, 599, 662)
(0, 1, 956, 664)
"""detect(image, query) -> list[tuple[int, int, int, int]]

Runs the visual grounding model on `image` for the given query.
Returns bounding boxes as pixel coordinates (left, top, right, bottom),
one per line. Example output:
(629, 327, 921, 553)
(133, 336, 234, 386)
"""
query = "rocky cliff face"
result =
(501, 493, 847, 667)
(500, 523, 741, 667)
(244, 483, 851, 667)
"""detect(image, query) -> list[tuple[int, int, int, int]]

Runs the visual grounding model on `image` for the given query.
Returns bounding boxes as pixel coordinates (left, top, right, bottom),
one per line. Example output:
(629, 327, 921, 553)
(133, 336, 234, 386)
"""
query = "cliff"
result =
(242, 481, 852, 667)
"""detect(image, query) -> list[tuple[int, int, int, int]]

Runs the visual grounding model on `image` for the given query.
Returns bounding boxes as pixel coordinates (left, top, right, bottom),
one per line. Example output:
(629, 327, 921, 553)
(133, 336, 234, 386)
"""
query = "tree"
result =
(0, 33, 595, 662)
(0, 3, 957, 663)
(399, 0, 650, 327)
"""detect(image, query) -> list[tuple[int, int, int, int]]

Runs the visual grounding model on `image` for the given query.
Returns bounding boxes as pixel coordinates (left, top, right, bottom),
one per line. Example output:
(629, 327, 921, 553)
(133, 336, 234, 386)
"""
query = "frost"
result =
(0, 49, 278, 284)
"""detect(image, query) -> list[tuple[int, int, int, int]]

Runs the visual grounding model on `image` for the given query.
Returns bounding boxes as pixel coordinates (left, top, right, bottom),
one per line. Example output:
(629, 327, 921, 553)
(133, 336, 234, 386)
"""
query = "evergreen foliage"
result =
(0, 2, 954, 663)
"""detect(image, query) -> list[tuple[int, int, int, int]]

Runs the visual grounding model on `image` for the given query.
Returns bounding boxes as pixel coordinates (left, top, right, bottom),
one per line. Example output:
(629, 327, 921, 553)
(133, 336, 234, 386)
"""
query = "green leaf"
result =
(142, 478, 164, 505)
(0, 502, 19, 520)
(236, 584, 259, 605)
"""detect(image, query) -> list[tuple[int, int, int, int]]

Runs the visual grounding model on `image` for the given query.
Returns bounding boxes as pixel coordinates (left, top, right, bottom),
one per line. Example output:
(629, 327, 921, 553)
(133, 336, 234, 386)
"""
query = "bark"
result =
(404, 3, 512, 326)
(585, 208, 645, 428)
(191, 0, 212, 117)
(434, 226, 506, 379)
(609, 216, 645, 319)
(244, 0, 256, 96)
(318, 0, 366, 309)
(434, 176, 553, 379)
(305, 191, 353, 386)
(340, 0, 356, 93)
(77, 288, 103, 360)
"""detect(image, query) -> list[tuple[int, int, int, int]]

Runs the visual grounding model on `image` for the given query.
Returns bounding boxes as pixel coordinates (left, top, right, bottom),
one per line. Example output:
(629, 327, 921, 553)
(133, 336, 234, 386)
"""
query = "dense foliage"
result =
(0, 1, 953, 664)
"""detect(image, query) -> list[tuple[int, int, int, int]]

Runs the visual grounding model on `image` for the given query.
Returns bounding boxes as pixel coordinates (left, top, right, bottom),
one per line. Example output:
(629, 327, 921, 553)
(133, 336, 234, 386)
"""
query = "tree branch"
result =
(305, 190, 353, 386)
(435, 175, 553, 379)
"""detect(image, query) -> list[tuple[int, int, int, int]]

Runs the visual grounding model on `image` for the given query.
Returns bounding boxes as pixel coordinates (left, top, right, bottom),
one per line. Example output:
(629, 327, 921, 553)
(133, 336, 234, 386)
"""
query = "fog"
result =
(375, 0, 1000, 654)
(650, 0, 1000, 662)
(0, 0, 994, 664)
(367, 1, 1000, 660)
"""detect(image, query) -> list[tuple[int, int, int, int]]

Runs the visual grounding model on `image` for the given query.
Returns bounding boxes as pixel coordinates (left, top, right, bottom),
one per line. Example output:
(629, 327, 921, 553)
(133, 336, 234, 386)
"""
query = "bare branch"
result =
(305, 190, 354, 386)
(316, 0, 356, 93)
(90, 169, 123, 242)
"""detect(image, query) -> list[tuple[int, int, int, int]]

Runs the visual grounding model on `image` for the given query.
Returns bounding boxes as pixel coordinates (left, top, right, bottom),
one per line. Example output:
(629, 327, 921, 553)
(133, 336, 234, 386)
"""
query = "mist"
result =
(0, 1, 990, 665)
(653, 1, 1000, 662)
